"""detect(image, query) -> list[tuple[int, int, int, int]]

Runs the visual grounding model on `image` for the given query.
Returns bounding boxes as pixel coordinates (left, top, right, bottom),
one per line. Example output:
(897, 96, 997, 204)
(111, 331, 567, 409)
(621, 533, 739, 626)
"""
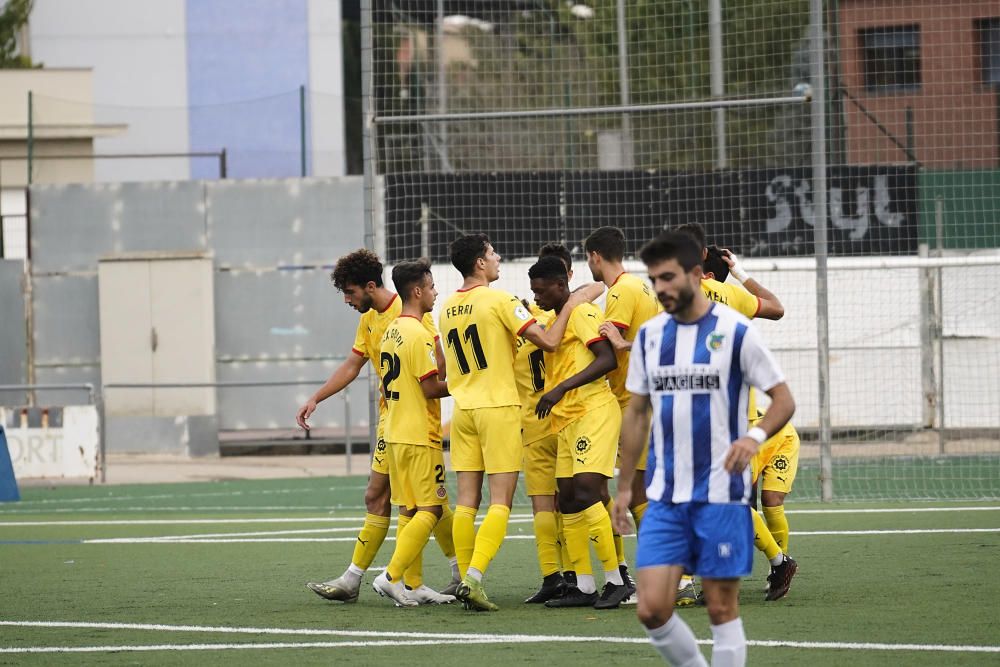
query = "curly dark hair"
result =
(538, 242, 572, 272)
(331, 249, 384, 291)
(528, 255, 569, 283)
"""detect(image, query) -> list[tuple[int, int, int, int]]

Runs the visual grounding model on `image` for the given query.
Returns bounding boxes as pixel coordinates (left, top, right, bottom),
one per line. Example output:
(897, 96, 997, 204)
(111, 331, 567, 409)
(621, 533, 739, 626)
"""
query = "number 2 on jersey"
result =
(379, 352, 401, 400)
(446, 324, 488, 375)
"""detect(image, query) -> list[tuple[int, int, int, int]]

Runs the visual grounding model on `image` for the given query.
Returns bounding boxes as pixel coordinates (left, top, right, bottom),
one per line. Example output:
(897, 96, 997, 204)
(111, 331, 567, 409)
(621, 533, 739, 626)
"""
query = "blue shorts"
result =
(635, 501, 753, 579)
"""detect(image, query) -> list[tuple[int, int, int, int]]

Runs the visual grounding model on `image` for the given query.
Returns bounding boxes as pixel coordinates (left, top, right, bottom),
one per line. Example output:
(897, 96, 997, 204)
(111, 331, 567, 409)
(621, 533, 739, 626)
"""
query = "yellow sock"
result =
(561, 511, 593, 576)
(350, 513, 391, 570)
(584, 502, 618, 574)
(468, 504, 511, 575)
(434, 503, 456, 558)
(752, 508, 782, 562)
(630, 501, 648, 531)
(395, 514, 423, 589)
(452, 505, 478, 579)
(556, 512, 572, 571)
(532, 510, 560, 577)
(605, 499, 626, 565)
(387, 511, 437, 584)
(763, 505, 790, 554)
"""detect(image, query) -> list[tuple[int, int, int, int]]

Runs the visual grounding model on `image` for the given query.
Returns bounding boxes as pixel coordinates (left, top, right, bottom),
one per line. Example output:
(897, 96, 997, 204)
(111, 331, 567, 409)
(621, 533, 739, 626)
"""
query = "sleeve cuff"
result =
(516, 318, 537, 336)
(609, 320, 629, 330)
(350, 347, 365, 357)
(586, 336, 607, 347)
(418, 369, 439, 381)
(752, 297, 762, 318)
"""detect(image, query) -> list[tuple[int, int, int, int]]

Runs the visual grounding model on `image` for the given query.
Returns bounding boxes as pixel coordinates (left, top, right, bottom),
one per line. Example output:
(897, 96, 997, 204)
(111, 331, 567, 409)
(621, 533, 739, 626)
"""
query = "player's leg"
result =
(307, 434, 391, 602)
(524, 434, 564, 603)
(449, 406, 484, 581)
(377, 445, 455, 606)
(757, 429, 799, 601)
(635, 502, 707, 666)
(692, 502, 754, 666)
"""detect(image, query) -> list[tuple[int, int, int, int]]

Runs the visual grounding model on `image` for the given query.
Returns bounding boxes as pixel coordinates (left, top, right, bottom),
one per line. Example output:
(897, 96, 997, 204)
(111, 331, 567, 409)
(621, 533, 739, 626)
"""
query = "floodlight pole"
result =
(709, 0, 727, 169)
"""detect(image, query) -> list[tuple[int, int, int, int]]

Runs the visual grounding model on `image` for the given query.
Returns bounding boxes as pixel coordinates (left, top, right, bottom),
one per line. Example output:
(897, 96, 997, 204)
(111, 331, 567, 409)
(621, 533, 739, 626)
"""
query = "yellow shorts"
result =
(523, 433, 558, 496)
(751, 423, 800, 494)
(450, 405, 523, 474)
(614, 399, 649, 472)
(371, 416, 390, 476)
(556, 400, 621, 479)
(387, 442, 449, 510)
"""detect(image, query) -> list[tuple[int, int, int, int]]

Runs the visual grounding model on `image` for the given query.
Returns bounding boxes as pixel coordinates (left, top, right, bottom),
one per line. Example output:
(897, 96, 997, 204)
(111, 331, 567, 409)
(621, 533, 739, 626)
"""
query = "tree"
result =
(1, 0, 35, 69)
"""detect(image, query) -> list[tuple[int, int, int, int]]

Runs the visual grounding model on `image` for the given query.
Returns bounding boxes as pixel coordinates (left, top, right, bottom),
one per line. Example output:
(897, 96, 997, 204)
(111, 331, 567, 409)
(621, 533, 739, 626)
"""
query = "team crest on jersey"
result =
(514, 304, 531, 321)
(575, 436, 592, 455)
(436, 485, 447, 499)
(375, 438, 387, 454)
(706, 332, 726, 352)
(771, 454, 790, 472)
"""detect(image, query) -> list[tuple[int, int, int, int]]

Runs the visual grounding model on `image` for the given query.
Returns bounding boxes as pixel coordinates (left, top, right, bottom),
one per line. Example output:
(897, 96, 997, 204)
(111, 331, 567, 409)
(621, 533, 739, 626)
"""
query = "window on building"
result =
(860, 25, 921, 93)
(976, 18, 1000, 87)
(0, 189, 28, 260)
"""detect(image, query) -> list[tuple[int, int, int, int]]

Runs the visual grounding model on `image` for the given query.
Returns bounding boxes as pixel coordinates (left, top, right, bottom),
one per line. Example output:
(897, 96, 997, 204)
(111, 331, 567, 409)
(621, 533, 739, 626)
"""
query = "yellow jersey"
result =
(515, 306, 554, 445)
(439, 285, 536, 409)
(603, 271, 661, 404)
(352, 294, 437, 414)
(378, 315, 443, 449)
(700, 278, 760, 319)
(544, 302, 616, 432)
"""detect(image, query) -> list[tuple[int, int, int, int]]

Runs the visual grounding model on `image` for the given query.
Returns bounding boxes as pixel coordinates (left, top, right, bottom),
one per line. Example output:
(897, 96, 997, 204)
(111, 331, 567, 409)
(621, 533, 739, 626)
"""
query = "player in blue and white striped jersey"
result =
(612, 232, 795, 667)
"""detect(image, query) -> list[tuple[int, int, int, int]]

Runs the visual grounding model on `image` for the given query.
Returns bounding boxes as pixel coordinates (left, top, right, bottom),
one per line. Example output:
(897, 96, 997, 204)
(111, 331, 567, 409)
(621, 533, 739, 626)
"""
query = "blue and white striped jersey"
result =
(626, 303, 785, 505)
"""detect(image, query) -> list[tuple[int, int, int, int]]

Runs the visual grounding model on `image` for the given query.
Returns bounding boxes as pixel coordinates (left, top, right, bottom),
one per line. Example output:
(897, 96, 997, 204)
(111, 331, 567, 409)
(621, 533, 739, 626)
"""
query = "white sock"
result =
(768, 553, 785, 567)
(576, 573, 597, 594)
(449, 557, 460, 580)
(467, 567, 483, 582)
(605, 569, 624, 586)
(645, 615, 708, 667)
(343, 563, 365, 587)
(710, 617, 746, 667)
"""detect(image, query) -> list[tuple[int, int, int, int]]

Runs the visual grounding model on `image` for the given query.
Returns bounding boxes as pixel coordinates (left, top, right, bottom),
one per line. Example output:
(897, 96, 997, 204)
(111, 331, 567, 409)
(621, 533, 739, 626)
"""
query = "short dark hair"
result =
(391, 258, 432, 301)
(639, 232, 703, 273)
(331, 248, 383, 291)
(703, 245, 730, 282)
(528, 255, 569, 283)
(450, 233, 492, 277)
(538, 243, 572, 272)
(673, 223, 707, 251)
(583, 226, 626, 261)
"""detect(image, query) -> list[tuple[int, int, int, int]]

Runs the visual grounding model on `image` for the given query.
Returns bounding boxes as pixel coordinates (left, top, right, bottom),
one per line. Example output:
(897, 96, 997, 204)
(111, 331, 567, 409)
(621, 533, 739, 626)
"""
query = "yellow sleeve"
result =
(351, 317, 369, 359)
(421, 311, 439, 340)
(575, 306, 606, 347)
(603, 285, 636, 331)
(411, 330, 439, 382)
(497, 292, 536, 337)
(725, 283, 761, 319)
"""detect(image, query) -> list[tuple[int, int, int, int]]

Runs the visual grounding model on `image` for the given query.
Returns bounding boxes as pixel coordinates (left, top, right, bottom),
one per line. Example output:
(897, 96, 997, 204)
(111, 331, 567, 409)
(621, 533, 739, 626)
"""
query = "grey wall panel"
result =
(214, 269, 352, 360)
(31, 181, 206, 273)
(207, 177, 363, 267)
(0, 261, 26, 399)
(33, 365, 100, 407)
(32, 274, 100, 365)
(215, 359, 373, 433)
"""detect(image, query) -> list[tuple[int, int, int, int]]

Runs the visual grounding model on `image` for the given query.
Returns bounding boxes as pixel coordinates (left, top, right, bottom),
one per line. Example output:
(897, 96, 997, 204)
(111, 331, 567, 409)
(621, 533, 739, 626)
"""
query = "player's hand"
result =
(564, 290, 591, 310)
(720, 248, 750, 283)
(535, 385, 566, 418)
(724, 436, 758, 473)
(612, 490, 634, 535)
(296, 400, 318, 430)
(599, 322, 629, 350)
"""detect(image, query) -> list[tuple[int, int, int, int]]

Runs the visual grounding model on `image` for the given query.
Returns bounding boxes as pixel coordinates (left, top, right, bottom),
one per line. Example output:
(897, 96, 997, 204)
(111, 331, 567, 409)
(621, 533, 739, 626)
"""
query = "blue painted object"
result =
(0, 426, 20, 502)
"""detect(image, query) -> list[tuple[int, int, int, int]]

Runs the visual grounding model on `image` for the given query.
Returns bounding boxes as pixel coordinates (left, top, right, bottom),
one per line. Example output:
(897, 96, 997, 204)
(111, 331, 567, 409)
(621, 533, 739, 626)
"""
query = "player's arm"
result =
(572, 281, 605, 302)
(599, 321, 631, 351)
(535, 338, 617, 418)
(296, 352, 367, 430)
(419, 371, 450, 399)
(520, 290, 589, 352)
(722, 249, 784, 320)
(724, 382, 794, 473)
(612, 393, 652, 534)
(434, 337, 446, 381)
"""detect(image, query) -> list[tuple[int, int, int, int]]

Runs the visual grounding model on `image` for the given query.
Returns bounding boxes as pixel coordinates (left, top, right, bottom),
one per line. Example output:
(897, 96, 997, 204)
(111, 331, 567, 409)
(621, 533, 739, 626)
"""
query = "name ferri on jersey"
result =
(645, 329, 727, 392)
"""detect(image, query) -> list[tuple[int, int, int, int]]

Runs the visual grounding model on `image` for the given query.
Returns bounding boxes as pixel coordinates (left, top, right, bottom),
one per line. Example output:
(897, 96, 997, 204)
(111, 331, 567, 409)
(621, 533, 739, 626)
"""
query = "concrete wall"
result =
(0, 260, 26, 406)
(28, 177, 368, 452)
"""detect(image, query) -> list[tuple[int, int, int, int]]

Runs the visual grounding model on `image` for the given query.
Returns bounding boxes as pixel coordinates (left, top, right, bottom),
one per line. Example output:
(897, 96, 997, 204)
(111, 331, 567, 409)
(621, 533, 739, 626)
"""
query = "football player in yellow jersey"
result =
(530, 255, 631, 610)
(372, 259, 455, 607)
(584, 226, 661, 599)
(299, 249, 458, 604)
(676, 224, 799, 601)
(441, 233, 586, 612)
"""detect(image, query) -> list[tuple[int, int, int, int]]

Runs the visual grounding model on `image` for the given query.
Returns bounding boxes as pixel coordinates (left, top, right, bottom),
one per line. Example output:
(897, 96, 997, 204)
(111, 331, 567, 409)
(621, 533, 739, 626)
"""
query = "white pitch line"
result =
(0, 518, 370, 527)
(0, 621, 996, 655)
(786, 506, 1000, 514)
(5, 486, 357, 506)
